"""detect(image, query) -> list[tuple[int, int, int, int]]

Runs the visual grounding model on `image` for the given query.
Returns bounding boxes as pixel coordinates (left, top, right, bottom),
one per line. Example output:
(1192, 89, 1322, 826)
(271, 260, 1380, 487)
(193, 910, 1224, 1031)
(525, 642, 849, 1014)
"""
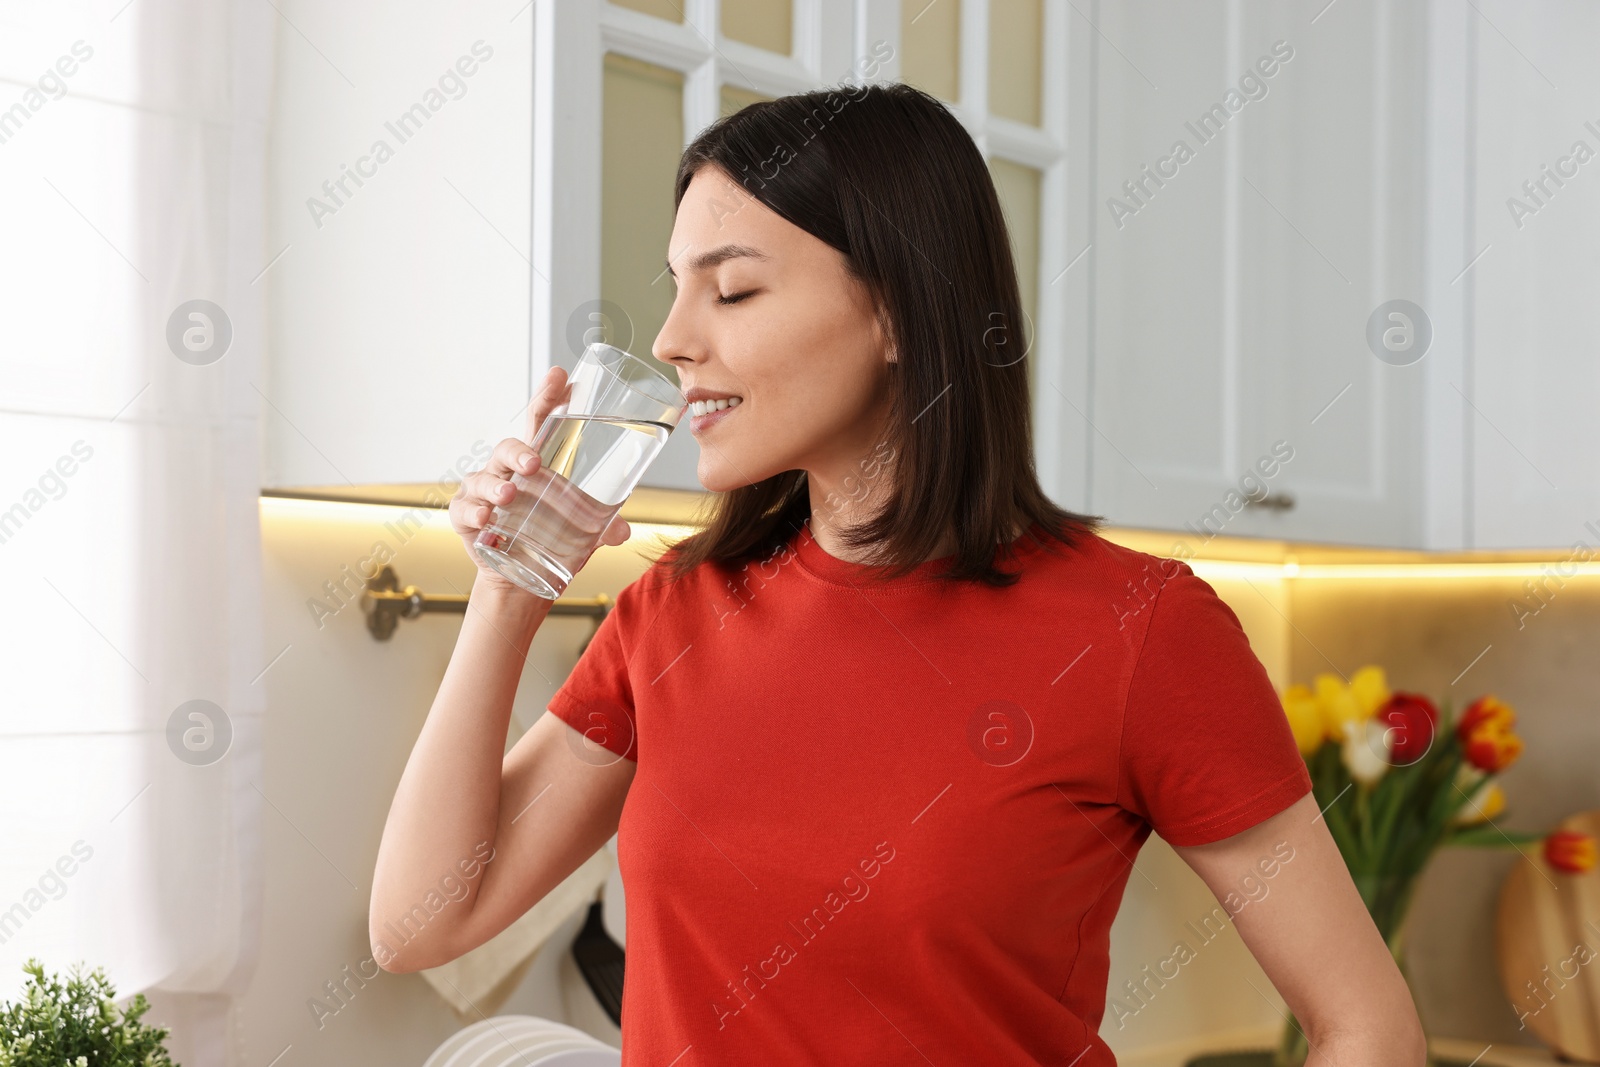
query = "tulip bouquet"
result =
(1269, 666, 1595, 1067)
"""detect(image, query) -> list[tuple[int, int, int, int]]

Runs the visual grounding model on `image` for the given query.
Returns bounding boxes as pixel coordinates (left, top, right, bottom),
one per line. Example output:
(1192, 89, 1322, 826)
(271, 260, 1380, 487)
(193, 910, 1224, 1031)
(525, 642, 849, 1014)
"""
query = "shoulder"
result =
(1067, 528, 1193, 584)
(1026, 529, 1242, 658)
(1028, 526, 1198, 616)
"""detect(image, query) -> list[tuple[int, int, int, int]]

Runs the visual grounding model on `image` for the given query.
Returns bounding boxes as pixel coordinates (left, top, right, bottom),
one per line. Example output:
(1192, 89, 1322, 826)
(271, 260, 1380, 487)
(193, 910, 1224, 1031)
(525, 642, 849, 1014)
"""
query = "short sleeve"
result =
(546, 573, 649, 763)
(1116, 561, 1313, 847)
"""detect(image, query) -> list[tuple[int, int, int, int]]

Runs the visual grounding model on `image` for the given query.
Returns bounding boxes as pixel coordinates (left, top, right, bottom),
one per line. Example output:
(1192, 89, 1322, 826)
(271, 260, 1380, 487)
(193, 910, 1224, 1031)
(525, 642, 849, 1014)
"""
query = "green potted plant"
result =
(0, 958, 178, 1066)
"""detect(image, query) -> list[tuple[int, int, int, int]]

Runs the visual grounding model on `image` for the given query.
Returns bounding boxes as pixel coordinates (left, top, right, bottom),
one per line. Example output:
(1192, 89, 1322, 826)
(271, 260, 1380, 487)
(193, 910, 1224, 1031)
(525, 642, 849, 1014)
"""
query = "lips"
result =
(690, 398, 740, 434)
(683, 386, 742, 434)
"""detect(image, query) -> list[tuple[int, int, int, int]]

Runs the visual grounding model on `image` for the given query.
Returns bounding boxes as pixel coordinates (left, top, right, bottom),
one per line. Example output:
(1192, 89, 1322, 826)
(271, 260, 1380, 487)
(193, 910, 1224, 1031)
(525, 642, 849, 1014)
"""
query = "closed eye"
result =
(717, 290, 756, 306)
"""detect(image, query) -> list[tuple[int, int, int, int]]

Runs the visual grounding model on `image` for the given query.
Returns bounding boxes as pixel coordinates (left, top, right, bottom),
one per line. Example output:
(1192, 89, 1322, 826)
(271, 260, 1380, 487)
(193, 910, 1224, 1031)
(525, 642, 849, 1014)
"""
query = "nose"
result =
(652, 291, 704, 372)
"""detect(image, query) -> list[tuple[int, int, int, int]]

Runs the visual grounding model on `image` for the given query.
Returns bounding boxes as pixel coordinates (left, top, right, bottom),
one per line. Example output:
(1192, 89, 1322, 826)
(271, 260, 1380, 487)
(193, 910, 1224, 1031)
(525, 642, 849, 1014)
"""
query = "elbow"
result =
(370, 936, 411, 974)
(367, 902, 429, 974)
(1373, 1017, 1429, 1067)
(369, 928, 435, 974)
(1385, 986, 1430, 1065)
(368, 916, 414, 974)
(1308, 1011, 1428, 1066)
(367, 909, 468, 975)
(1399, 1017, 1429, 1066)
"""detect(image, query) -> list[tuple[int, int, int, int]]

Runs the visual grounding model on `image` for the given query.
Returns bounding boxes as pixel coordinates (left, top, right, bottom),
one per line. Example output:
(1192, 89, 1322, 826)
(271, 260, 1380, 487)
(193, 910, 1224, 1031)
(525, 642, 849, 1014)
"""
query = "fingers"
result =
(448, 491, 490, 537)
(451, 451, 538, 536)
(466, 367, 572, 520)
(449, 478, 500, 535)
(484, 436, 541, 480)
(522, 365, 573, 444)
(470, 468, 517, 508)
(599, 516, 632, 547)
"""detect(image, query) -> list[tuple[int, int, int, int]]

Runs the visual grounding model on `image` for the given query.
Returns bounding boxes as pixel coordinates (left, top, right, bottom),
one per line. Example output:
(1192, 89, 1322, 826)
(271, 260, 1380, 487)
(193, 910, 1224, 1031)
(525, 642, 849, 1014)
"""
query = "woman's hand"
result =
(449, 366, 633, 594)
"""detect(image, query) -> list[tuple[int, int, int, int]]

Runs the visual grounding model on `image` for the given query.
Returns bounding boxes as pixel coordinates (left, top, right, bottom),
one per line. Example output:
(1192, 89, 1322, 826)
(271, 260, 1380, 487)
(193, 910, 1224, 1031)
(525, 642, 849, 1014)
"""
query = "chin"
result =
(695, 461, 744, 494)
(696, 452, 769, 494)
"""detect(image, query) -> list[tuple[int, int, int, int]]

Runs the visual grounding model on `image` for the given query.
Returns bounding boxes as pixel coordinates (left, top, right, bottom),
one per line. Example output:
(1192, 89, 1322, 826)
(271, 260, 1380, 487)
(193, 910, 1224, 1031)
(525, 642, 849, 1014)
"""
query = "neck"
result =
(805, 474, 1028, 567)
(802, 438, 918, 564)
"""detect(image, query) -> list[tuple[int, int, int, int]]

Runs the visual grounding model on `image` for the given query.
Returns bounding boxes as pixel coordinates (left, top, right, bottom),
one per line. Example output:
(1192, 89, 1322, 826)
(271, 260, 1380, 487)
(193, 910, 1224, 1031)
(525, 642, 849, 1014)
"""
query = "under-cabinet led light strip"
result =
(260, 499, 1600, 581)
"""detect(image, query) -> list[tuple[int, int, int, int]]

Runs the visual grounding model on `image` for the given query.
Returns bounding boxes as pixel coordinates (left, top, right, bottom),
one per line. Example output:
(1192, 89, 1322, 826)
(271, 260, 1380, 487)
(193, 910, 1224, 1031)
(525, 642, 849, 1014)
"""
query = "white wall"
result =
(227, 498, 644, 1064)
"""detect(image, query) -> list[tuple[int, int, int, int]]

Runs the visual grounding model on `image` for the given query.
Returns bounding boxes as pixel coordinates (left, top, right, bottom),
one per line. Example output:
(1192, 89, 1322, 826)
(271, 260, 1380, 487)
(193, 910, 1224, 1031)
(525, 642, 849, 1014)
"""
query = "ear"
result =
(874, 300, 898, 365)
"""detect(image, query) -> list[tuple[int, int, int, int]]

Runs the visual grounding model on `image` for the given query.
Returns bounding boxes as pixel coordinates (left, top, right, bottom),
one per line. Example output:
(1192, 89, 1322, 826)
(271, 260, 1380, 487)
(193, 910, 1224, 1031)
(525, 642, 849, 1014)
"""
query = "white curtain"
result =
(0, 0, 272, 1060)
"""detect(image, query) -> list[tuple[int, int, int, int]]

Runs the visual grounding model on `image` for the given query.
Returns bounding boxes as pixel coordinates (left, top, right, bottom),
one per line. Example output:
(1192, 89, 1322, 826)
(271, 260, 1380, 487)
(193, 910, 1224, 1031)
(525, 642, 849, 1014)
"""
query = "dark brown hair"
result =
(648, 80, 1105, 587)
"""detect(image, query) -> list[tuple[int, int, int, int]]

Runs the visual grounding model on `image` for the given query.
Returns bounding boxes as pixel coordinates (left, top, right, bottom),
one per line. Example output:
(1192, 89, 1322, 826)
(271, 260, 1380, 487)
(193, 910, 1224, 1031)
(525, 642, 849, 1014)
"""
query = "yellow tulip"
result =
(1281, 683, 1325, 755)
(1453, 779, 1506, 826)
(1314, 672, 1365, 739)
(1348, 665, 1391, 718)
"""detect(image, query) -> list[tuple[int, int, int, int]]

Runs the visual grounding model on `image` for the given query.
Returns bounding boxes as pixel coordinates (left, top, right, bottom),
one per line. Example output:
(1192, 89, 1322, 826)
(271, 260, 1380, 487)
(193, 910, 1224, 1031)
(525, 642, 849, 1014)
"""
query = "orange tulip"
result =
(1544, 831, 1597, 874)
(1458, 695, 1515, 736)
(1462, 729, 1523, 773)
(1457, 695, 1523, 773)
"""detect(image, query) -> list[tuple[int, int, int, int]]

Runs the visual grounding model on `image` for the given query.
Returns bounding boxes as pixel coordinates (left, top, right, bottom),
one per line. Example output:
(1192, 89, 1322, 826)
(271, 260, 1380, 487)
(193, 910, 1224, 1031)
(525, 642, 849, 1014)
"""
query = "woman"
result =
(371, 83, 1424, 1065)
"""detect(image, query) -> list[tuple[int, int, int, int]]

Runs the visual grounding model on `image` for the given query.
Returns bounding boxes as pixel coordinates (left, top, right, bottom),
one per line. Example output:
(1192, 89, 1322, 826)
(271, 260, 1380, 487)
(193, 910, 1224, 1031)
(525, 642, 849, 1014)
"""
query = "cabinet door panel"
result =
(1468, 8, 1600, 549)
(1089, 0, 1426, 548)
(1091, 0, 1233, 536)
(262, 7, 533, 488)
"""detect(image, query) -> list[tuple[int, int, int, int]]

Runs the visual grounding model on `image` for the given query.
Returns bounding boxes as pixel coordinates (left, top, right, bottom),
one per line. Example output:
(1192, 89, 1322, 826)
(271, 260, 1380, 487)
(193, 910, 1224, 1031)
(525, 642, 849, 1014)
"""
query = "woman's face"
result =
(653, 164, 894, 494)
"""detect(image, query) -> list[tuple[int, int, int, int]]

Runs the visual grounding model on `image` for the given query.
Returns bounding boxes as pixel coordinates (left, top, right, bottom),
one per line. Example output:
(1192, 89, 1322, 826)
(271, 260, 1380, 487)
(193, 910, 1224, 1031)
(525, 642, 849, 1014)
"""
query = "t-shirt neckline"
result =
(790, 517, 1046, 587)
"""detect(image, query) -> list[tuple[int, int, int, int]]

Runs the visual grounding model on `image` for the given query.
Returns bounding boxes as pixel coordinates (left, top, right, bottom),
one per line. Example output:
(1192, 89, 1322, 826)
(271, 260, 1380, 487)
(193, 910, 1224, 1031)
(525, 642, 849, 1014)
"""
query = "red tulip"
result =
(1544, 831, 1597, 874)
(1376, 692, 1438, 765)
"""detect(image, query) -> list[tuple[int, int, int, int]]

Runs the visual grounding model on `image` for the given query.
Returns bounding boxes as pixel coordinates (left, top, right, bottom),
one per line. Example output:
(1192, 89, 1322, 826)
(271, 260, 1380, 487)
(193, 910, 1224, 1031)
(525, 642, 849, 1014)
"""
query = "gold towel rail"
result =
(362, 565, 613, 645)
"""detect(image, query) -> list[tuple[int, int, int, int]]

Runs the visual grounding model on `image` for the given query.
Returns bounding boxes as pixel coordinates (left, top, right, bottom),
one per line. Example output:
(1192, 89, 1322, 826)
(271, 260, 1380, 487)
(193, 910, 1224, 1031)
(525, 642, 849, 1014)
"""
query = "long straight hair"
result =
(649, 80, 1105, 587)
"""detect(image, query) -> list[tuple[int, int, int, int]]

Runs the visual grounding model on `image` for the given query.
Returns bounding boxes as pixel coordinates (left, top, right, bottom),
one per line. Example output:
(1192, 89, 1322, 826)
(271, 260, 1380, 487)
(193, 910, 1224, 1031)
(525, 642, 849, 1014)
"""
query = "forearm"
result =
(368, 571, 550, 965)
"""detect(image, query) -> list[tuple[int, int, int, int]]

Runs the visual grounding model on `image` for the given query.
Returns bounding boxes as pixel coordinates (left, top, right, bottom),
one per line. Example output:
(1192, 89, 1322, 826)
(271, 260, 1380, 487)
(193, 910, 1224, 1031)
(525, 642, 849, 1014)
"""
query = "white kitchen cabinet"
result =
(1081, 0, 1430, 550)
(260, 5, 536, 489)
(1460, 6, 1600, 550)
(1078, 1, 1600, 553)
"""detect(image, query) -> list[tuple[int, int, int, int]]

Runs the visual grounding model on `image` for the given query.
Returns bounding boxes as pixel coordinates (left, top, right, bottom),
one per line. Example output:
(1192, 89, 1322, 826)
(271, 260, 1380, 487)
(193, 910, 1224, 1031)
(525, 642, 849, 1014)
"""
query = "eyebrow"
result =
(664, 243, 770, 278)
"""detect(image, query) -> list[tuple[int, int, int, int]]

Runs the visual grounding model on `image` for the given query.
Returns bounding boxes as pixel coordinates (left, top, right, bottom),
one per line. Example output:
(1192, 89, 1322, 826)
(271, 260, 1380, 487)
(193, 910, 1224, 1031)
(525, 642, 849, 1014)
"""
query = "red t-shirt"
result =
(547, 518, 1312, 1065)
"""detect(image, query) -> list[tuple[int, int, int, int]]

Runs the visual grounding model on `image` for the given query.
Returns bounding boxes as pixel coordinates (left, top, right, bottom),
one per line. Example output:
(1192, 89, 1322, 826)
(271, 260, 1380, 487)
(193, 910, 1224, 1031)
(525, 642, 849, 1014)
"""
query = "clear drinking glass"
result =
(473, 342, 687, 600)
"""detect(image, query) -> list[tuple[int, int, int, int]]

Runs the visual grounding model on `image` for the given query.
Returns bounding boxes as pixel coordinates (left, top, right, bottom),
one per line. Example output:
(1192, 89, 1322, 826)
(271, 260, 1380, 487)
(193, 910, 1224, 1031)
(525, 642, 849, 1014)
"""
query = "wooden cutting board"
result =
(1495, 809, 1600, 1062)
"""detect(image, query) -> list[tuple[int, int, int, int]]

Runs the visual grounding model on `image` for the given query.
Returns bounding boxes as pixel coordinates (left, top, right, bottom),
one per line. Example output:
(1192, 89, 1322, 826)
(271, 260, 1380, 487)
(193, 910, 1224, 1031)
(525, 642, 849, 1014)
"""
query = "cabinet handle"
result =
(1243, 490, 1296, 512)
